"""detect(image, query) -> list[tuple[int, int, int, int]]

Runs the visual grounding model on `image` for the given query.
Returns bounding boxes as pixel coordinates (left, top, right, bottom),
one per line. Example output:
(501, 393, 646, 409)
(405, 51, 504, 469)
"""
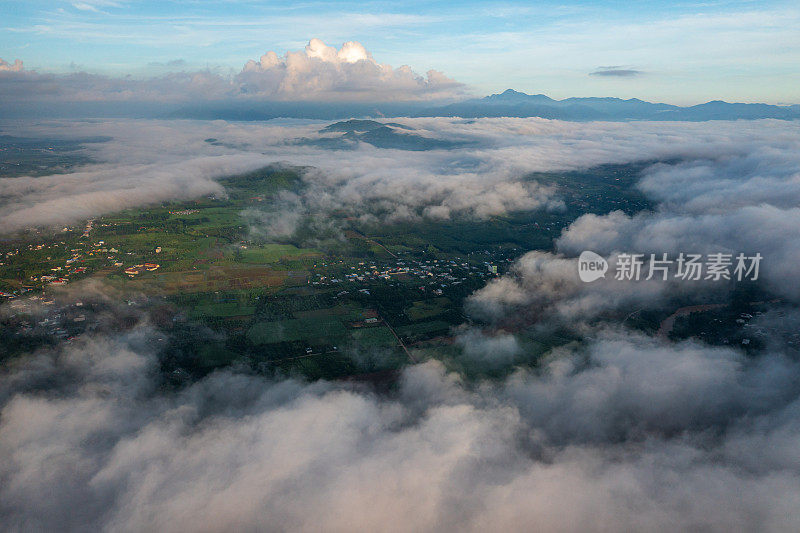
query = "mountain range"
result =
(17, 91, 796, 122)
(416, 89, 800, 121)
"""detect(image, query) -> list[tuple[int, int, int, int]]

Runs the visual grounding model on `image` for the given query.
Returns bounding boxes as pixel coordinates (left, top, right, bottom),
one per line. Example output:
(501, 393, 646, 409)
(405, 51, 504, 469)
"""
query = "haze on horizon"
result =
(2, 0, 800, 105)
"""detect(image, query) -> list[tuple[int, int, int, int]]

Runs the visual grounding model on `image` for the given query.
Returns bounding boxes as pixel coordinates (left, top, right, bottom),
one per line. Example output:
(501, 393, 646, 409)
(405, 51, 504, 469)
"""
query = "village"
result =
(310, 252, 509, 293)
(0, 227, 512, 300)
(0, 228, 160, 299)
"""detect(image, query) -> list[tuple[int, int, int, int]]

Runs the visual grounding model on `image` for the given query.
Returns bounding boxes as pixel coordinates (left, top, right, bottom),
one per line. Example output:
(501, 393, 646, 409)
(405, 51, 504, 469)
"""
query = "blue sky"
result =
(2, 0, 799, 104)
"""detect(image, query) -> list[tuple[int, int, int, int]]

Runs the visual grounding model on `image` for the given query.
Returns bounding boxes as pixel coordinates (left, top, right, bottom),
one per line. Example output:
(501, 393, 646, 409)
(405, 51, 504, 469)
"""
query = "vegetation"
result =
(1, 162, 659, 379)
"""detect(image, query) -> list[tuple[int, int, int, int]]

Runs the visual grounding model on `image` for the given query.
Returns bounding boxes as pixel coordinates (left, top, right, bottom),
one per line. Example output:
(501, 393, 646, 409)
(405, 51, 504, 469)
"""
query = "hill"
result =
(417, 89, 800, 121)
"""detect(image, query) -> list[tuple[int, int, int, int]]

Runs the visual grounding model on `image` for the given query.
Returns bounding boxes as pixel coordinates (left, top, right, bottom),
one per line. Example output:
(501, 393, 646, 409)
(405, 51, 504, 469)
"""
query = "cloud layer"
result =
(4, 117, 800, 238)
(589, 66, 643, 77)
(0, 40, 465, 105)
(2, 321, 800, 531)
(3, 114, 800, 530)
(239, 39, 463, 101)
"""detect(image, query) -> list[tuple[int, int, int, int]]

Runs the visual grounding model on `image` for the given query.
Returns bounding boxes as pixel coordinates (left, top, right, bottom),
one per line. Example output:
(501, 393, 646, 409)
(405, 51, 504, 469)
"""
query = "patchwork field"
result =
(1, 163, 656, 379)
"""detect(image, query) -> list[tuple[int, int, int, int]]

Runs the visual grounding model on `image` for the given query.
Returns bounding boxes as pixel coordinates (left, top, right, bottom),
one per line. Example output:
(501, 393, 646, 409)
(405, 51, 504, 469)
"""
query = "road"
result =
(349, 229, 398, 258)
(657, 298, 781, 339)
(380, 315, 417, 364)
(657, 303, 727, 339)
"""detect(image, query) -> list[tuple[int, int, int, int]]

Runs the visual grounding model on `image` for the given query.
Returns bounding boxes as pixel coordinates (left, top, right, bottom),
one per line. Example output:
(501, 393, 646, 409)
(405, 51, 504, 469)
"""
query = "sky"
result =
(2, 0, 799, 105)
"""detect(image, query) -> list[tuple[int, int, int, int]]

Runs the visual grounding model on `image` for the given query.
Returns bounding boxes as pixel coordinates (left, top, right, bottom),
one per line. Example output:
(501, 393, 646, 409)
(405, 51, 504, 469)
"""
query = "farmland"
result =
(1, 162, 655, 378)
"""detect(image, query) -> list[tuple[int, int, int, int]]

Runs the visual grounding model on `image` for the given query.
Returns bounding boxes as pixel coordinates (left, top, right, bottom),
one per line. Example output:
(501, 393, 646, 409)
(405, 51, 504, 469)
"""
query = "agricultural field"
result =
(0, 134, 98, 177)
(1, 163, 657, 378)
(406, 298, 451, 321)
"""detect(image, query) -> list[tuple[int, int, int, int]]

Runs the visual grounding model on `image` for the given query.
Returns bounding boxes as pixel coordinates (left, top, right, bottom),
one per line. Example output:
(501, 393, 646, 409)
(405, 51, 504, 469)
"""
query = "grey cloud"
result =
(4, 109, 800, 528)
(6, 117, 800, 236)
(2, 323, 800, 531)
(0, 154, 272, 233)
(146, 59, 189, 71)
(467, 250, 674, 325)
(469, 118, 800, 328)
(0, 40, 466, 105)
(0, 69, 234, 105)
(589, 67, 644, 77)
(557, 212, 800, 301)
(454, 328, 521, 370)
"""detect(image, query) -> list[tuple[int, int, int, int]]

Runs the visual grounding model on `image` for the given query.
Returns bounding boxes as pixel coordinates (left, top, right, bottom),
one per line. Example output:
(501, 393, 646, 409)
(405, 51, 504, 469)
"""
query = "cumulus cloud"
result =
(238, 38, 465, 101)
(0, 40, 465, 105)
(553, 146, 800, 301)
(464, 117, 800, 331)
(0, 58, 23, 72)
(2, 322, 800, 531)
(467, 250, 671, 325)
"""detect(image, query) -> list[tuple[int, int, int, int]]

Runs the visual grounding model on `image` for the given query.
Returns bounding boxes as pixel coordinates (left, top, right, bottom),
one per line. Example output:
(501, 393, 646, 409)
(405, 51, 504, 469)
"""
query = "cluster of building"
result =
(310, 255, 505, 290)
(23, 240, 126, 286)
(3, 297, 94, 341)
(124, 263, 161, 276)
(0, 231, 165, 299)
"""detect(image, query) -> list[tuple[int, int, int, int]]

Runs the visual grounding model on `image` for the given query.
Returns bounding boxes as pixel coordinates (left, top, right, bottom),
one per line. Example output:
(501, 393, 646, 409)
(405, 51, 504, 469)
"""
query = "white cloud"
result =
(466, 118, 800, 331)
(4, 117, 800, 243)
(3, 324, 800, 531)
(0, 40, 465, 104)
(237, 38, 464, 101)
(0, 58, 23, 72)
(71, 0, 123, 12)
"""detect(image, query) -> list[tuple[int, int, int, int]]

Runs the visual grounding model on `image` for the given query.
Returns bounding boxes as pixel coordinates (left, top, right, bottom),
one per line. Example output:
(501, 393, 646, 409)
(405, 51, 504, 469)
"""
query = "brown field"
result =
(118, 266, 291, 293)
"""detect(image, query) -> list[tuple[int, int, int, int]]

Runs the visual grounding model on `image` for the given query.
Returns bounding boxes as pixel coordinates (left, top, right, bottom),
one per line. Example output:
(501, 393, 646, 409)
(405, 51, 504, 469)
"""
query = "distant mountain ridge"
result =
(416, 89, 800, 121)
(156, 90, 800, 122)
(296, 119, 465, 150)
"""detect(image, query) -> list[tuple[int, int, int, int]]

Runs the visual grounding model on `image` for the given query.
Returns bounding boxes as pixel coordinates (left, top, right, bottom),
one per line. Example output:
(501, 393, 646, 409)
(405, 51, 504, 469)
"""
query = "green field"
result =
(350, 326, 398, 348)
(192, 301, 256, 318)
(406, 298, 451, 321)
(397, 320, 453, 339)
(248, 316, 348, 345)
(1, 163, 656, 379)
(236, 244, 320, 264)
